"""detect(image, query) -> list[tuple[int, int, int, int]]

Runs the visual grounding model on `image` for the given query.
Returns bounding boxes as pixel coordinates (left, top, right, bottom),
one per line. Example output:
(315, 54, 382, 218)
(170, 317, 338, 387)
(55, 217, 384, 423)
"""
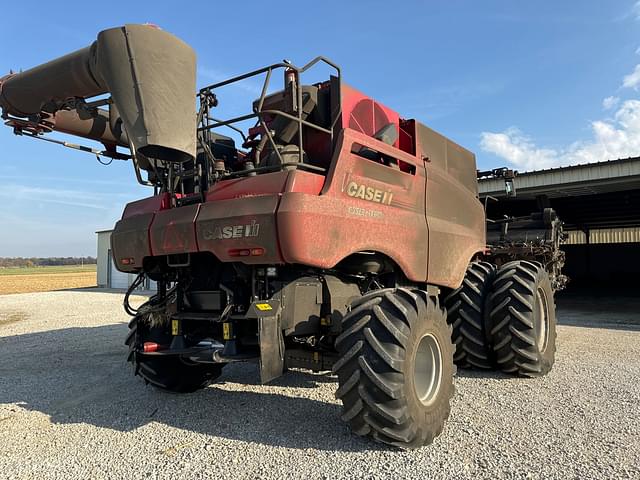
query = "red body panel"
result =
(196, 195, 282, 264)
(425, 166, 486, 288)
(111, 213, 154, 269)
(284, 170, 325, 194)
(112, 84, 485, 289)
(206, 172, 289, 202)
(277, 129, 428, 281)
(112, 193, 170, 270)
(341, 84, 401, 149)
(113, 171, 325, 270)
(121, 193, 171, 219)
(150, 204, 200, 256)
(206, 170, 324, 202)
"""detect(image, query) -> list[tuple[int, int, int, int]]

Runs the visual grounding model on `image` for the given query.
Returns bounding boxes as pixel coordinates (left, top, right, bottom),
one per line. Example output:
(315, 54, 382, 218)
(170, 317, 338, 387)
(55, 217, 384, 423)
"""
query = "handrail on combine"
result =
(196, 57, 341, 170)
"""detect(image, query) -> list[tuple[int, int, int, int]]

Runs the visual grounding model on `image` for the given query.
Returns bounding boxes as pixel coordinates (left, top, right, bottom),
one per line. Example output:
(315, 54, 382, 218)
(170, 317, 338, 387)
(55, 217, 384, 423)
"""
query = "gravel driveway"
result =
(0, 290, 638, 479)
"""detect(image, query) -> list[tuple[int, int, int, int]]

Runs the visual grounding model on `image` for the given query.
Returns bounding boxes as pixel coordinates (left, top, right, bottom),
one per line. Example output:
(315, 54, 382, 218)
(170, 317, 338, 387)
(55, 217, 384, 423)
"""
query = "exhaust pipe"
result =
(0, 24, 197, 163)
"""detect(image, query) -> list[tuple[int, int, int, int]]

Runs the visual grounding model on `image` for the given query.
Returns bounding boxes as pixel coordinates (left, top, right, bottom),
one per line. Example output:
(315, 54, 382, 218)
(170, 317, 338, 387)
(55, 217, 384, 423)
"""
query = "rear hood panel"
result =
(196, 195, 282, 264)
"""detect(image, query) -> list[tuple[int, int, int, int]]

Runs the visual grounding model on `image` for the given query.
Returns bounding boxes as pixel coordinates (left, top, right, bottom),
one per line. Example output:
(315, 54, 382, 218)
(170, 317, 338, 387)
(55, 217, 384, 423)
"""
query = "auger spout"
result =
(0, 24, 197, 164)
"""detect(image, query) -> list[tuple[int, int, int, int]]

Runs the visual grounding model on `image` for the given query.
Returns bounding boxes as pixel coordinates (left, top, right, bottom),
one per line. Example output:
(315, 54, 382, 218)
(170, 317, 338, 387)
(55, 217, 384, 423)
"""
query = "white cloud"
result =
(480, 58, 640, 171)
(613, 2, 640, 23)
(480, 128, 558, 170)
(622, 64, 640, 89)
(602, 96, 620, 110)
(481, 99, 640, 170)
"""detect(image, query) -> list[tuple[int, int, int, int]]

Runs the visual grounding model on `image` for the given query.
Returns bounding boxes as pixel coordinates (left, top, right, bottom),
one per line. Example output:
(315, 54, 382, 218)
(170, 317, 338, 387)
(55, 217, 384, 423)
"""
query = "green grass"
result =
(0, 264, 97, 276)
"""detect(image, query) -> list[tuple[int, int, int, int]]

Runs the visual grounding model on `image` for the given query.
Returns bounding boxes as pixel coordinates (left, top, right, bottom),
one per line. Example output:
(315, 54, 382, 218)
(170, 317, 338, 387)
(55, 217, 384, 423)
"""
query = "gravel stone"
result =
(0, 290, 639, 479)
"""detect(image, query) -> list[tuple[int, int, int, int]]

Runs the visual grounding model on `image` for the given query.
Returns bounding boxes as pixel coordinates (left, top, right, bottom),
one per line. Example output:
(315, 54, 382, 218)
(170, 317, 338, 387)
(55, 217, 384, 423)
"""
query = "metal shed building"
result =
(96, 229, 138, 289)
(96, 229, 156, 290)
(479, 156, 640, 286)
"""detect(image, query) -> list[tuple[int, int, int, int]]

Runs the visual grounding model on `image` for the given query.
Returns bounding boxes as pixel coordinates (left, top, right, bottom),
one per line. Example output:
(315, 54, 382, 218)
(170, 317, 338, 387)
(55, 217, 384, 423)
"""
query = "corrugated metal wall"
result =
(565, 227, 640, 245)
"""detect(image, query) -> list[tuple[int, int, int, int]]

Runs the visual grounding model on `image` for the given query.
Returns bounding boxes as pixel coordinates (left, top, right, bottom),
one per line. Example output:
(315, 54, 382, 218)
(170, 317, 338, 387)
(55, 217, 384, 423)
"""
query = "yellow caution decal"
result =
(255, 303, 273, 311)
(223, 322, 233, 340)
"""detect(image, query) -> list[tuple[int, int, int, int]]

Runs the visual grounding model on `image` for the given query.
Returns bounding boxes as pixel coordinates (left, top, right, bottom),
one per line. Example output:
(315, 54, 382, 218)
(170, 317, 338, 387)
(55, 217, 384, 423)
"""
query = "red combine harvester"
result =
(0, 24, 565, 448)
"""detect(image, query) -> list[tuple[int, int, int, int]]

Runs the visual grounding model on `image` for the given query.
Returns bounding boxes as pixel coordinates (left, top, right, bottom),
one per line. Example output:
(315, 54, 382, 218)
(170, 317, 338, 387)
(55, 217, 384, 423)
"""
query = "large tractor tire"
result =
(125, 315, 223, 393)
(487, 260, 556, 377)
(444, 261, 496, 369)
(333, 288, 455, 449)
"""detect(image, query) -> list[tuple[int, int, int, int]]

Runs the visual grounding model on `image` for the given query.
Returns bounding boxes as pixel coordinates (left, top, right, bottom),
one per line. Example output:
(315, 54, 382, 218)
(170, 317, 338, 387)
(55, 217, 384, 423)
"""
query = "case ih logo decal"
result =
(203, 220, 260, 240)
(346, 181, 394, 205)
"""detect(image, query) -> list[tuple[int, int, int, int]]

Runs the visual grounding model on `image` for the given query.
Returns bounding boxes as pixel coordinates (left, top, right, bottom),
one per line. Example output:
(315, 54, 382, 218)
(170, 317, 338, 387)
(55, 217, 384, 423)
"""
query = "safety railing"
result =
(196, 56, 341, 173)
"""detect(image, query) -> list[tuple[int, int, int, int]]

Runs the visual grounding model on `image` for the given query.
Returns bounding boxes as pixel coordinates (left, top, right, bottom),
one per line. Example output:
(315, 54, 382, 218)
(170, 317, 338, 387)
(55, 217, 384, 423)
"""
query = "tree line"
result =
(0, 257, 97, 268)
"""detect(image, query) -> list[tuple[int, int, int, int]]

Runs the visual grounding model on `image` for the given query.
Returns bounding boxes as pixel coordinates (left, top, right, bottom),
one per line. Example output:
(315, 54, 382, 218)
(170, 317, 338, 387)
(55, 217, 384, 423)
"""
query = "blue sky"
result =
(1, 1, 639, 256)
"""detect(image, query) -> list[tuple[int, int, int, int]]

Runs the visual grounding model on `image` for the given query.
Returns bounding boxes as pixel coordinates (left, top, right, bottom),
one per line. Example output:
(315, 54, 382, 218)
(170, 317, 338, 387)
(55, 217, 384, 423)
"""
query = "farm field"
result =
(0, 265, 96, 295)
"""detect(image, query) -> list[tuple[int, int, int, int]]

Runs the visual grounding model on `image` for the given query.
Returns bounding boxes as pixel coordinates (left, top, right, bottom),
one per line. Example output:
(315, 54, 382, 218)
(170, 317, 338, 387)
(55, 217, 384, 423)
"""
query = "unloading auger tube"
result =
(0, 24, 197, 165)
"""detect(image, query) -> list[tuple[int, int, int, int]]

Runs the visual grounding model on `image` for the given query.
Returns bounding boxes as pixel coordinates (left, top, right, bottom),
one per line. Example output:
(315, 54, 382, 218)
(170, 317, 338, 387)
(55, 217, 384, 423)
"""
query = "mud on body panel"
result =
(278, 129, 429, 282)
(196, 195, 282, 264)
(150, 204, 200, 256)
(111, 213, 154, 272)
(417, 123, 486, 288)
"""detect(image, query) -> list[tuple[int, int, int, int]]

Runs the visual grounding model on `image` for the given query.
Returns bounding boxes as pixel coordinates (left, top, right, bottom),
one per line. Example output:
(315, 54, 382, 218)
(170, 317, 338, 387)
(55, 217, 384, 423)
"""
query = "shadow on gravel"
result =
(556, 319, 640, 332)
(556, 302, 640, 332)
(555, 290, 640, 332)
(0, 324, 389, 452)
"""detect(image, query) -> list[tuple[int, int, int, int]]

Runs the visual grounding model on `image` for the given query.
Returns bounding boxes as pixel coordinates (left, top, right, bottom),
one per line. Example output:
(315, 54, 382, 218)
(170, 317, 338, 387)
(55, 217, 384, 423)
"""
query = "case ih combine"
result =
(0, 25, 565, 449)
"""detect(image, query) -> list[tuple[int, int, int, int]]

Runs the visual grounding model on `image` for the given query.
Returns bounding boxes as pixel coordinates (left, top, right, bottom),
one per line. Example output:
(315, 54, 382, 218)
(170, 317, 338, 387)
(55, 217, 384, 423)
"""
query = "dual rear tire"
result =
(444, 262, 496, 369)
(488, 260, 556, 376)
(333, 262, 557, 449)
(444, 260, 556, 377)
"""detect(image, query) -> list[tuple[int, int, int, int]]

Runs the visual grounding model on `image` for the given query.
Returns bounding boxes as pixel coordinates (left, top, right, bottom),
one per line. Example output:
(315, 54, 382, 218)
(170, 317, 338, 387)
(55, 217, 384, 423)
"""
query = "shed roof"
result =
(479, 156, 640, 199)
